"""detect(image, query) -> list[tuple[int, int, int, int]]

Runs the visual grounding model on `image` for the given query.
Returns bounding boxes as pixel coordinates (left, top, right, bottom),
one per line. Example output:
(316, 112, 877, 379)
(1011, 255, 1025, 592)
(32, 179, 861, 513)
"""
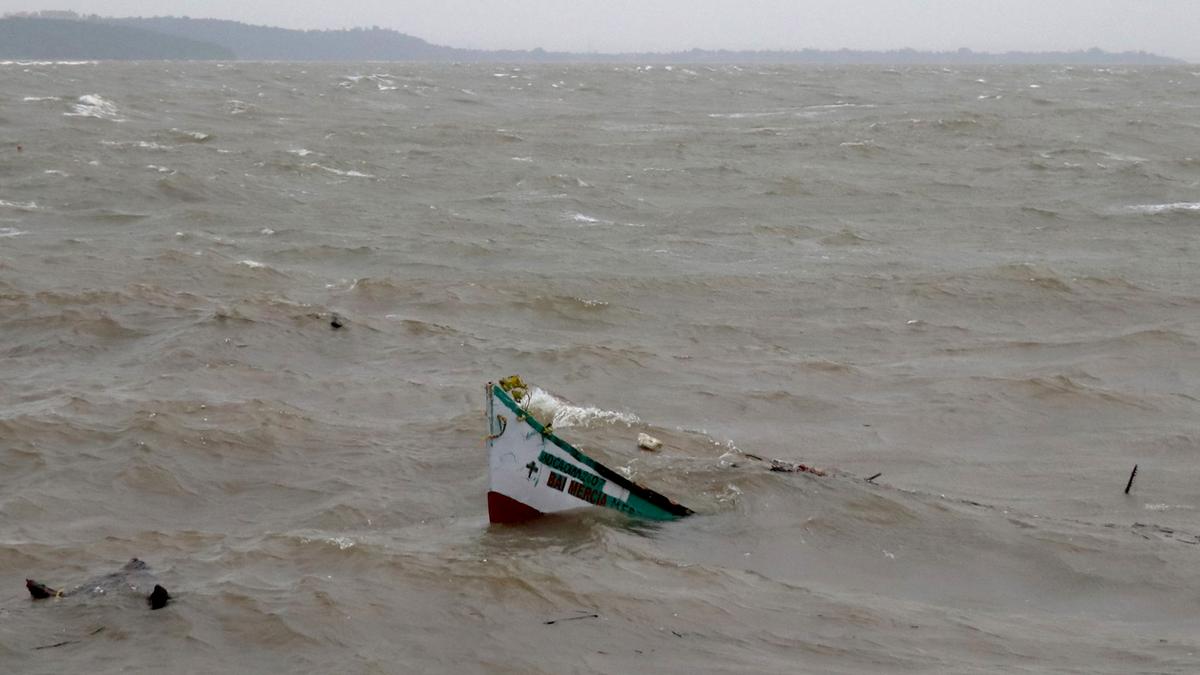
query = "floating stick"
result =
(1124, 464, 1138, 495)
(866, 473, 882, 483)
(544, 612, 599, 625)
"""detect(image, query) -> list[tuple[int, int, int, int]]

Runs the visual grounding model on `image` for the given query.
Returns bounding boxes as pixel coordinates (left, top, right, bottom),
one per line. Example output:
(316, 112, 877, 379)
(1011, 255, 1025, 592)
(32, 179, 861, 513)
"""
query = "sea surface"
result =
(2, 61, 1200, 673)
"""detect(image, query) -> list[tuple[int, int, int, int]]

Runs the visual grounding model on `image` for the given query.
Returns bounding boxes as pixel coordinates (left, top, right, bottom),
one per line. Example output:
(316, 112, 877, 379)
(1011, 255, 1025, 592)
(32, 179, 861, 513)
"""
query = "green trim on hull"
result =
(491, 384, 692, 521)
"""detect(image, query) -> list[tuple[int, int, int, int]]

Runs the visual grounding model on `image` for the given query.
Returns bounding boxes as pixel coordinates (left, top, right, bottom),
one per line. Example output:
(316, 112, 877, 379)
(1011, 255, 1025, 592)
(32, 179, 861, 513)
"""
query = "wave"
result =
(102, 139, 172, 151)
(519, 386, 641, 429)
(64, 94, 123, 121)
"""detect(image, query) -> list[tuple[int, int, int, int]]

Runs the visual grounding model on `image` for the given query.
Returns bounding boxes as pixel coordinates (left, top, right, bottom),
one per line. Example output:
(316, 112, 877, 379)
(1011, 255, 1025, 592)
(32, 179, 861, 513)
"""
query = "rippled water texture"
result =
(2, 62, 1200, 673)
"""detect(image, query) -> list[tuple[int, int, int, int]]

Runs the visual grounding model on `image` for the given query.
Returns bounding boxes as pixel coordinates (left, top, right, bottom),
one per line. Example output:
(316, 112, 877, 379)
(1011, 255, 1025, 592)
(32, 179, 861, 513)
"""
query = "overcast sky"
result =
(3, 0, 1198, 60)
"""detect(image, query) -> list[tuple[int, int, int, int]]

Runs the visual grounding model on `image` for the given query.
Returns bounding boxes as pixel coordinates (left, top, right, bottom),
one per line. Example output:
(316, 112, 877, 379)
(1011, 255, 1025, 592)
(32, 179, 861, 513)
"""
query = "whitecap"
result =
(1127, 202, 1200, 214)
(22, 96, 61, 102)
(238, 259, 267, 268)
(0, 227, 27, 237)
(172, 129, 211, 142)
(44, 170, 69, 177)
(519, 386, 640, 428)
(708, 110, 791, 119)
(103, 140, 171, 151)
(226, 100, 252, 115)
(327, 537, 355, 550)
(288, 148, 314, 157)
(65, 94, 123, 121)
(307, 163, 375, 178)
(3, 60, 95, 66)
(0, 199, 38, 210)
(805, 103, 877, 111)
(1103, 152, 1148, 163)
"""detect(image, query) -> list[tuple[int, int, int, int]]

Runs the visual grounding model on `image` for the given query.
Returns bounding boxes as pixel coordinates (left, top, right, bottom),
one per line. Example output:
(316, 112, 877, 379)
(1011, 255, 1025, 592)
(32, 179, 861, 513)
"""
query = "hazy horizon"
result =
(1, 1, 1197, 62)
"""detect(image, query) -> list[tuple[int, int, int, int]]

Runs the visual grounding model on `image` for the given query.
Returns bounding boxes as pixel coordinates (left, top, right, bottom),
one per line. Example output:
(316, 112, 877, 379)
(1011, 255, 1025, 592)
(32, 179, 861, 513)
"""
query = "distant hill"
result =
(0, 13, 1186, 64)
(101, 16, 458, 61)
(0, 16, 233, 60)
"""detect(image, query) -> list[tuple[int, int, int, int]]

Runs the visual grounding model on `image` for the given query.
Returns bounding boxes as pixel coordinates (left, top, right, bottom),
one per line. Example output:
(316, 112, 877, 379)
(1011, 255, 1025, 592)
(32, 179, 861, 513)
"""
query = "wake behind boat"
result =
(486, 377, 693, 524)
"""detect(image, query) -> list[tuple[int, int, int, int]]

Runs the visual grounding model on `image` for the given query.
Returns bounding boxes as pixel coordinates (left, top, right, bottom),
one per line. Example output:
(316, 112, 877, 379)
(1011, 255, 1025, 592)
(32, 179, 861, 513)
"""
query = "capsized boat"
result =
(486, 378, 693, 524)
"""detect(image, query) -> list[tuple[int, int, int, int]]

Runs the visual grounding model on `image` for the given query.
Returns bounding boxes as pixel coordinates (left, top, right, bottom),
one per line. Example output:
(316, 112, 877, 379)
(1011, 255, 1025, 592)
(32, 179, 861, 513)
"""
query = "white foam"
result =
(0, 227, 27, 237)
(307, 163, 375, 178)
(238, 259, 267, 268)
(65, 94, 123, 121)
(572, 213, 602, 224)
(0, 199, 38, 210)
(1104, 152, 1147, 163)
(22, 96, 61, 102)
(709, 103, 873, 120)
(174, 129, 211, 142)
(519, 386, 640, 429)
(327, 537, 355, 550)
(44, 170, 69, 177)
(1144, 503, 1195, 511)
(288, 148, 314, 157)
(1128, 202, 1200, 214)
(146, 165, 175, 174)
(708, 110, 791, 119)
(103, 140, 171, 151)
(2, 60, 96, 66)
(806, 103, 877, 111)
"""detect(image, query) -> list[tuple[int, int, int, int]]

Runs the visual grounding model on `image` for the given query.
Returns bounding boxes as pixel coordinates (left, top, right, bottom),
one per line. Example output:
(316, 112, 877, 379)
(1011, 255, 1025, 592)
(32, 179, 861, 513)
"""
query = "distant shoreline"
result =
(0, 13, 1187, 64)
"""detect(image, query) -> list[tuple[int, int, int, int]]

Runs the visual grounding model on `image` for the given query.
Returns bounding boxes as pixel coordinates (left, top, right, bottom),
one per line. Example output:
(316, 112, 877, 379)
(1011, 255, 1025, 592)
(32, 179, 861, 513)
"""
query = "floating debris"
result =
(1125, 464, 1138, 495)
(637, 432, 663, 452)
(544, 612, 600, 625)
(768, 459, 826, 476)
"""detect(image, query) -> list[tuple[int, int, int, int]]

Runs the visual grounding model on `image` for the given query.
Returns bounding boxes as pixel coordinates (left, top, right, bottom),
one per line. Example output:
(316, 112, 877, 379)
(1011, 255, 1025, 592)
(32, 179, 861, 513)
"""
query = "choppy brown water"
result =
(2, 61, 1200, 673)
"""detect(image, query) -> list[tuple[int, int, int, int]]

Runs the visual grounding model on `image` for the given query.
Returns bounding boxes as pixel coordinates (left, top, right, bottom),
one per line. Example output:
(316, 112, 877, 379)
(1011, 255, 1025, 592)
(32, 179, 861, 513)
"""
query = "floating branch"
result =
(544, 612, 599, 625)
(1124, 464, 1138, 495)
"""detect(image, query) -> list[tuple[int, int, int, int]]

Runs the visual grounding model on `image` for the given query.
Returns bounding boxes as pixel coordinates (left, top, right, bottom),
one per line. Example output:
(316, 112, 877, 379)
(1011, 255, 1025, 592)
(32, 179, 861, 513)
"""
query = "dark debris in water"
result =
(1132, 523, 1200, 545)
(33, 627, 104, 651)
(544, 611, 600, 625)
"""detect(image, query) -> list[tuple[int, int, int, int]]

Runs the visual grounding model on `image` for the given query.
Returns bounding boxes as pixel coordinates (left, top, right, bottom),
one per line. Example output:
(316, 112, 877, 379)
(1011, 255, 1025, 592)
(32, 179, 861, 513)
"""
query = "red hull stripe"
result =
(487, 491, 543, 524)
